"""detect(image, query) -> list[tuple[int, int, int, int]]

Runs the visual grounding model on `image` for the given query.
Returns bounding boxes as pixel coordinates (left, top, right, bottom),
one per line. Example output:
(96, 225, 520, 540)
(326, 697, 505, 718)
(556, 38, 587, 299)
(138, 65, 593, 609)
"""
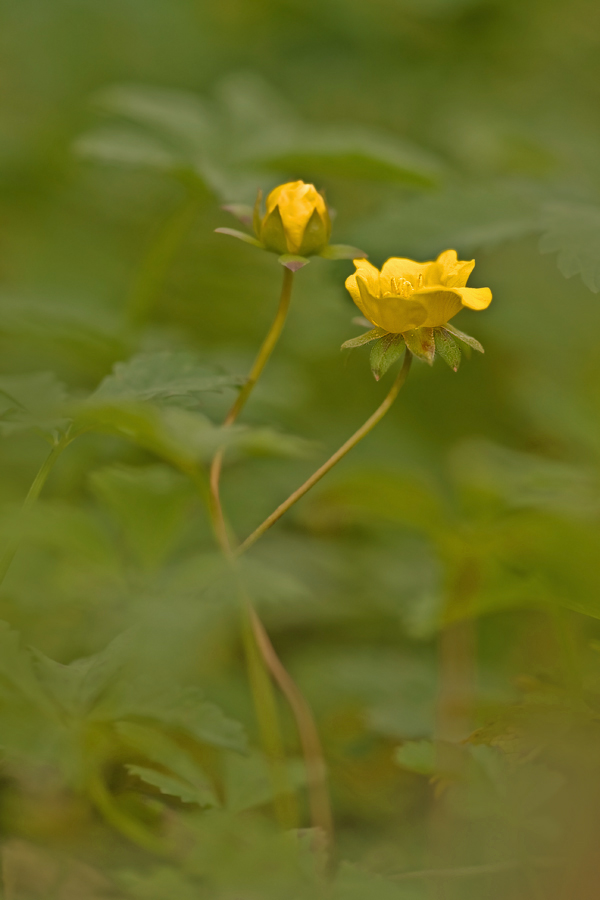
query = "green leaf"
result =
(0, 622, 55, 712)
(342, 327, 388, 350)
(353, 181, 542, 259)
(403, 328, 435, 364)
(258, 127, 440, 187)
(30, 631, 135, 718)
(320, 244, 368, 260)
(394, 740, 436, 776)
(214, 227, 263, 248)
(225, 749, 305, 813)
(221, 203, 254, 227)
(433, 327, 461, 371)
(90, 351, 244, 409)
(117, 721, 219, 808)
(127, 765, 216, 807)
(539, 202, 600, 292)
(89, 464, 191, 569)
(370, 334, 405, 380)
(444, 322, 484, 353)
(278, 254, 310, 272)
(0, 372, 69, 439)
(99, 677, 248, 754)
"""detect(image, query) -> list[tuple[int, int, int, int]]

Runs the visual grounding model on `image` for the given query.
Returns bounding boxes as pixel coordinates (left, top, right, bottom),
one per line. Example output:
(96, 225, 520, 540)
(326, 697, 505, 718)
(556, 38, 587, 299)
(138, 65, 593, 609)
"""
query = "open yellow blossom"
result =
(345, 250, 492, 333)
(259, 180, 331, 256)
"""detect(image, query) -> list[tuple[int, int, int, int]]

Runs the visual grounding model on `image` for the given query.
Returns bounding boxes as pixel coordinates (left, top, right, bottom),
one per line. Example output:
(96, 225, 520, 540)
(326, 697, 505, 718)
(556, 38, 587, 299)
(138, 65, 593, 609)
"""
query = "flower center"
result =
(389, 276, 414, 299)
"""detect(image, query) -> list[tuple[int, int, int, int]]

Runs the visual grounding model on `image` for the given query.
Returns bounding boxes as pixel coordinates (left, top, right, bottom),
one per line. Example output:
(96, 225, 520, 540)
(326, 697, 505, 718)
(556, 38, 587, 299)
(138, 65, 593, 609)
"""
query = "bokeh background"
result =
(2, 0, 600, 897)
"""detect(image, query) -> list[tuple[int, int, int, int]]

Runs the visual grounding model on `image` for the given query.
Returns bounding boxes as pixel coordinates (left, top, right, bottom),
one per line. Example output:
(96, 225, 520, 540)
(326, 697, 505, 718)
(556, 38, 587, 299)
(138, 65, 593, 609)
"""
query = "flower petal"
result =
(357, 276, 428, 332)
(454, 286, 492, 310)
(411, 287, 464, 327)
(380, 257, 431, 292)
(436, 250, 476, 288)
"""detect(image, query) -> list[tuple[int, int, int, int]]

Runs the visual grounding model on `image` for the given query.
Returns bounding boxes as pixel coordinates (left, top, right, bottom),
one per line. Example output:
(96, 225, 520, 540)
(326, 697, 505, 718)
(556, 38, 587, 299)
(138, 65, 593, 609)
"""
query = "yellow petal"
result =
(355, 276, 428, 332)
(436, 250, 476, 288)
(411, 287, 464, 327)
(265, 181, 329, 254)
(380, 257, 431, 293)
(454, 286, 492, 310)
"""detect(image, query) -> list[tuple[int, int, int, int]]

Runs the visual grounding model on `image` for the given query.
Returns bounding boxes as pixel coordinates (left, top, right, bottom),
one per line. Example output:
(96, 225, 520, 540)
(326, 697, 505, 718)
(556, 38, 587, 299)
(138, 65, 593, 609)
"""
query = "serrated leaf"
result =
(444, 322, 484, 353)
(117, 721, 218, 808)
(30, 631, 135, 718)
(0, 372, 69, 439)
(434, 328, 461, 371)
(342, 328, 388, 350)
(370, 334, 405, 380)
(320, 244, 368, 260)
(402, 328, 435, 364)
(90, 351, 244, 410)
(98, 678, 248, 754)
(214, 227, 263, 248)
(127, 765, 217, 807)
(539, 202, 600, 292)
(394, 740, 436, 776)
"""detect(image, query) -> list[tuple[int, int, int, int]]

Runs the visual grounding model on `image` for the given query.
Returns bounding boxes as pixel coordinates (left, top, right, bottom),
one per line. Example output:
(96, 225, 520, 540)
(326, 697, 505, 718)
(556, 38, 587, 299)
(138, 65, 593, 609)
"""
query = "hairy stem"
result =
(236, 350, 413, 557)
(0, 433, 72, 588)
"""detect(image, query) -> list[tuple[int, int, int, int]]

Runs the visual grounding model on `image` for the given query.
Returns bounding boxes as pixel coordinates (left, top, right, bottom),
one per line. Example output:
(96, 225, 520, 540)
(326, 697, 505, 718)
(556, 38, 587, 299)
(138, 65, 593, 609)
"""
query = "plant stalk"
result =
(236, 350, 413, 557)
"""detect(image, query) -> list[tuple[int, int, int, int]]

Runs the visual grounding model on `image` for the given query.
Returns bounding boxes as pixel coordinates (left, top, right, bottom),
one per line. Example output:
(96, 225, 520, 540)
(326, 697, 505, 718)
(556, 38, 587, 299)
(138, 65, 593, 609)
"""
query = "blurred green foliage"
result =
(2, 0, 600, 897)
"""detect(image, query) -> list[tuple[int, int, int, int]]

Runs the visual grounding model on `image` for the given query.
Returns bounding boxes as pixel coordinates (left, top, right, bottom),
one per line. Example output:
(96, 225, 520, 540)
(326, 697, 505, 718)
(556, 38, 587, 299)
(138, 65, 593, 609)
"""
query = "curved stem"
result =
(209, 267, 294, 552)
(88, 770, 170, 857)
(249, 606, 333, 842)
(0, 433, 72, 587)
(237, 350, 412, 557)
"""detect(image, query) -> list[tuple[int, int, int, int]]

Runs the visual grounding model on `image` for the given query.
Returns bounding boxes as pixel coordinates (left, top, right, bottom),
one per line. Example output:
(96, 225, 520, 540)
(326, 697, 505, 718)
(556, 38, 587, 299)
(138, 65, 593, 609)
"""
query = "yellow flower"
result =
(258, 180, 332, 256)
(345, 250, 492, 334)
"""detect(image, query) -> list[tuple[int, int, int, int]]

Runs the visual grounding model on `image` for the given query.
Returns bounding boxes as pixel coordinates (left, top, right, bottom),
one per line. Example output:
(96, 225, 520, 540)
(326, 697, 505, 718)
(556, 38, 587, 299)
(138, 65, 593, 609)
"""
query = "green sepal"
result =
(341, 327, 387, 350)
(298, 208, 330, 256)
(214, 227, 263, 248)
(259, 205, 289, 254)
(221, 204, 254, 227)
(434, 327, 461, 371)
(278, 254, 310, 272)
(253, 189, 263, 238)
(403, 327, 435, 365)
(320, 244, 369, 260)
(370, 333, 405, 381)
(444, 322, 484, 354)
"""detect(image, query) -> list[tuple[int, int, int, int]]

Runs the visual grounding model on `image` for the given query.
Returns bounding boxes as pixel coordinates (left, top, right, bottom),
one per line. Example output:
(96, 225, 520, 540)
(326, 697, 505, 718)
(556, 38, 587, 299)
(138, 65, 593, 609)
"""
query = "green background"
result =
(2, 0, 600, 897)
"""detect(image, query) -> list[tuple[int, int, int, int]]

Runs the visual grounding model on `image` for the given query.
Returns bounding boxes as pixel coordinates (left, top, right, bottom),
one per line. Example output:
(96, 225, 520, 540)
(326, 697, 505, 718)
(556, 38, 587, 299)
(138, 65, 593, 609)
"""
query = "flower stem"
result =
(127, 179, 204, 327)
(236, 350, 413, 557)
(204, 267, 302, 830)
(0, 433, 72, 588)
(209, 266, 294, 550)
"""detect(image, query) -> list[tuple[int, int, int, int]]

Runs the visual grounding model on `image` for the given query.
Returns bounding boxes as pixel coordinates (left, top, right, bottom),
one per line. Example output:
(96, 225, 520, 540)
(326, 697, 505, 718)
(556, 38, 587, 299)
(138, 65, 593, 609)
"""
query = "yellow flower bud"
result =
(345, 250, 492, 334)
(257, 180, 332, 256)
